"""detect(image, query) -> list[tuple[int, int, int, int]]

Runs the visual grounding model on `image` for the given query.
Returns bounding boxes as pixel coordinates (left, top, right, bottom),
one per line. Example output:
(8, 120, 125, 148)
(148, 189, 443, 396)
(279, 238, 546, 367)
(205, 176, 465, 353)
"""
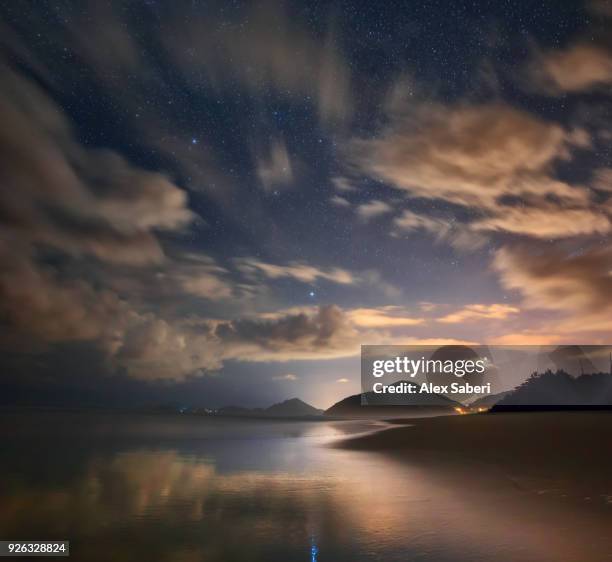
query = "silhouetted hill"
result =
(216, 398, 322, 418)
(492, 370, 612, 411)
(326, 381, 460, 419)
(265, 398, 323, 417)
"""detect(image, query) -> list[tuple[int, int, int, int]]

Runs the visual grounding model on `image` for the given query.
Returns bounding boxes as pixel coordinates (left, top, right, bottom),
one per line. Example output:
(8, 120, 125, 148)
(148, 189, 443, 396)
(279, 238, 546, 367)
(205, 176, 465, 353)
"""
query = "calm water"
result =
(1, 412, 612, 562)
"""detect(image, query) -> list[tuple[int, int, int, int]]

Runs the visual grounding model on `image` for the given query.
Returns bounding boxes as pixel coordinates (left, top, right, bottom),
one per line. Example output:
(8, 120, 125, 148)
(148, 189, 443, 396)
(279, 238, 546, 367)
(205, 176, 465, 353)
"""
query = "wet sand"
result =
(337, 411, 612, 499)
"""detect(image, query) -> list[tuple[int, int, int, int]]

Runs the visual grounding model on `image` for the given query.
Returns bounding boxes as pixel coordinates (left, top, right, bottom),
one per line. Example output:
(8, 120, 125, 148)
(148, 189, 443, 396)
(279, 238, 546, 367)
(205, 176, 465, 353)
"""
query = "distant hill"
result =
(492, 370, 612, 411)
(265, 398, 323, 417)
(217, 398, 323, 418)
(326, 381, 460, 419)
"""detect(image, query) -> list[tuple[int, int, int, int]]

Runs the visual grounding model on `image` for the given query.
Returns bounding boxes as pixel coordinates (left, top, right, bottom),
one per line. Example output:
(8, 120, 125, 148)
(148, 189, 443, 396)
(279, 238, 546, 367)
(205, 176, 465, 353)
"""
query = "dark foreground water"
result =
(1, 411, 612, 562)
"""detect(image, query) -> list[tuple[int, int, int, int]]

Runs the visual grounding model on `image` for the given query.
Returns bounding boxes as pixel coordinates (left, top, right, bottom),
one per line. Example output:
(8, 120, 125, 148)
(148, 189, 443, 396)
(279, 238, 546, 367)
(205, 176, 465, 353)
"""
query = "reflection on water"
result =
(1, 412, 612, 561)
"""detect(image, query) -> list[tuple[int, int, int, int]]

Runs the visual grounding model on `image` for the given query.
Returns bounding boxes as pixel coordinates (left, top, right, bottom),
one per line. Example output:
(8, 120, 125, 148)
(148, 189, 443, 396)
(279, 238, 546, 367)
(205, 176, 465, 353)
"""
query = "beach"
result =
(338, 411, 612, 500)
(3, 411, 612, 560)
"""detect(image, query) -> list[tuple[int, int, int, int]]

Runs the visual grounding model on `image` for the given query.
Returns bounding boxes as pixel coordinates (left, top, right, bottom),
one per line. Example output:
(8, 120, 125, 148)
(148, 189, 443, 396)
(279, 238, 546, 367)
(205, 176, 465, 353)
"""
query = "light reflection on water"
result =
(1, 412, 612, 562)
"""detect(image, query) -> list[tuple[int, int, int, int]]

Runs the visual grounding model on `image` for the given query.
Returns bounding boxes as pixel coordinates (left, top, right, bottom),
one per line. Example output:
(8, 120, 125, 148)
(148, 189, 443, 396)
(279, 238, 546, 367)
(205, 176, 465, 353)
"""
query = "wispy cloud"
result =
(347, 306, 424, 328)
(330, 195, 351, 207)
(436, 304, 520, 324)
(255, 139, 293, 192)
(163, 1, 352, 127)
(356, 200, 393, 222)
(272, 373, 299, 381)
(235, 258, 357, 285)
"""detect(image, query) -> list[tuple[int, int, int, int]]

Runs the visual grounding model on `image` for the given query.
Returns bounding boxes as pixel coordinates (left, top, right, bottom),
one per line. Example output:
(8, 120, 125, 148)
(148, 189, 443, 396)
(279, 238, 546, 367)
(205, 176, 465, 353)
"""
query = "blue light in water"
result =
(310, 539, 318, 562)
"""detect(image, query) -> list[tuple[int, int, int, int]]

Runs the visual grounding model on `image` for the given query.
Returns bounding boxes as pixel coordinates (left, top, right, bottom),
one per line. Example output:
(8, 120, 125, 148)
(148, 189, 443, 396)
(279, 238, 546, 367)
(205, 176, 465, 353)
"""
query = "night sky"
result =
(0, 0, 611, 409)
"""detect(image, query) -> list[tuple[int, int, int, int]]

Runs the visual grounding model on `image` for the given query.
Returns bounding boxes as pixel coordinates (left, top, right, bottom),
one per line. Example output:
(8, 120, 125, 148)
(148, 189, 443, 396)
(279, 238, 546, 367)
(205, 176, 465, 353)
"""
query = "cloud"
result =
(61, 1, 141, 79)
(163, 2, 352, 127)
(0, 56, 226, 381)
(2, 1, 232, 203)
(351, 103, 586, 210)
(436, 303, 520, 324)
(234, 258, 402, 300)
(255, 139, 293, 192)
(347, 306, 424, 328)
(0, 243, 129, 349)
(0, 60, 194, 266)
(593, 168, 612, 192)
(116, 316, 221, 380)
(207, 302, 507, 364)
(317, 33, 353, 125)
(490, 332, 567, 345)
(171, 254, 234, 300)
(215, 305, 362, 362)
(1, 248, 405, 376)
(0, 243, 222, 380)
(330, 195, 351, 207)
(331, 177, 356, 192)
(588, 0, 612, 17)
(272, 373, 298, 381)
(531, 43, 612, 93)
(394, 337, 478, 346)
(471, 206, 611, 238)
(349, 99, 603, 245)
(213, 304, 433, 363)
(235, 258, 356, 285)
(393, 210, 449, 235)
(356, 200, 393, 221)
(392, 210, 486, 251)
(493, 245, 612, 313)
(0, 229, 489, 376)
(358, 270, 403, 299)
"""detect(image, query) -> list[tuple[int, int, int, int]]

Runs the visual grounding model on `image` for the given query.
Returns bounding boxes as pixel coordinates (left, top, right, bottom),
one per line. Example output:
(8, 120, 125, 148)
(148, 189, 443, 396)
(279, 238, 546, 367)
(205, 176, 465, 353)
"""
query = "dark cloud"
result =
(215, 305, 361, 361)
(0, 242, 224, 380)
(0, 55, 223, 380)
(0, 243, 128, 350)
(589, 0, 612, 17)
(0, 61, 194, 265)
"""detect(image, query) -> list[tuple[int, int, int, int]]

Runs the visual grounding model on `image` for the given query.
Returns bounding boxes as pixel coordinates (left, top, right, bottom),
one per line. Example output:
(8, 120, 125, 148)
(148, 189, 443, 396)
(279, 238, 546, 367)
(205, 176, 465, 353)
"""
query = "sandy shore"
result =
(336, 411, 612, 497)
